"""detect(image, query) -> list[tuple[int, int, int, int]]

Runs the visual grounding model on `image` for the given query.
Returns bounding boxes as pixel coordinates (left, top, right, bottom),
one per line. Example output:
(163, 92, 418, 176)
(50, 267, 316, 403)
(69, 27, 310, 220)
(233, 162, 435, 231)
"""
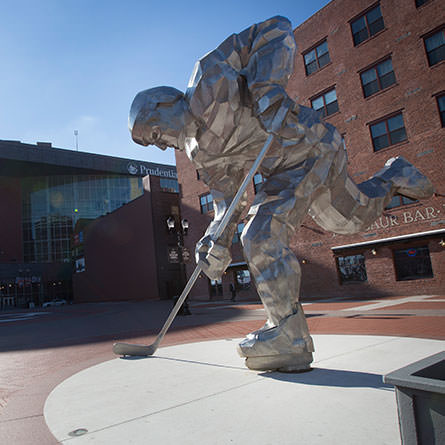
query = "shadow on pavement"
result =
(261, 367, 393, 390)
(0, 300, 267, 353)
(120, 354, 247, 371)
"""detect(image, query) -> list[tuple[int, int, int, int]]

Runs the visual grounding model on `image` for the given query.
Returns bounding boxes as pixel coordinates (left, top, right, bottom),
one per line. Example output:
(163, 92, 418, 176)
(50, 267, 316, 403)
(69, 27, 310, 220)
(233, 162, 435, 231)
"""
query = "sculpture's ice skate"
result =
(238, 304, 314, 372)
(379, 156, 434, 200)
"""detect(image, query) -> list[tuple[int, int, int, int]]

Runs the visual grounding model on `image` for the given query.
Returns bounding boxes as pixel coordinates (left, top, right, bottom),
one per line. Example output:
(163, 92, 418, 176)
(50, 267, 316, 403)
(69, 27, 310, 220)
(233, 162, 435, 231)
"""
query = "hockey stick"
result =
(112, 134, 274, 357)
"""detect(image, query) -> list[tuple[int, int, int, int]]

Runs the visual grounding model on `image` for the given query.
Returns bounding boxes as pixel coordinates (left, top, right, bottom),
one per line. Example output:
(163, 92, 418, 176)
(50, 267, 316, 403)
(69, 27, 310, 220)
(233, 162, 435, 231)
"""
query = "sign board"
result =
(127, 162, 177, 178)
(75, 257, 86, 273)
(168, 246, 191, 263)
(168, 247, 180, 263)
(181, 247, 191, 263)
(366, 204, 445, 233)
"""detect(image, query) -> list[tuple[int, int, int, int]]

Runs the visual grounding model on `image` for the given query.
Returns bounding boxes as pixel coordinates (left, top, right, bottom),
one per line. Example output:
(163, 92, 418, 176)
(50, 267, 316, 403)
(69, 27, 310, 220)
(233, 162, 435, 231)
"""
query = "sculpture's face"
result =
(129, 86, 186, 150)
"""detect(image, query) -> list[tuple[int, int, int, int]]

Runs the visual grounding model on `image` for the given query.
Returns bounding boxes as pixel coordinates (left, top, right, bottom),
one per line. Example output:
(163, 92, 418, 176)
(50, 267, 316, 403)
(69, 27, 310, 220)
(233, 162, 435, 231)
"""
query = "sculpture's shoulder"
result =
(187, 35, 242, 91)
(187, 16, 293, 90)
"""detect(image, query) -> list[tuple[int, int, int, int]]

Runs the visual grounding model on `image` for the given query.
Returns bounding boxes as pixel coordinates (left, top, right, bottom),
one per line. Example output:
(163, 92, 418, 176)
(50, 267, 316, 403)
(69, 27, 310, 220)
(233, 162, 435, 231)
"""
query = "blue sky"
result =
(0, 0, 331, 166)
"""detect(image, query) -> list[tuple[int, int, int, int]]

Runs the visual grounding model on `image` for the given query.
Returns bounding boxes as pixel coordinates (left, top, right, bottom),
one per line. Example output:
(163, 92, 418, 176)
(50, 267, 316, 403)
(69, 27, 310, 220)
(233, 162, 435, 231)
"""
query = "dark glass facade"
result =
(22, 174, 143, 263)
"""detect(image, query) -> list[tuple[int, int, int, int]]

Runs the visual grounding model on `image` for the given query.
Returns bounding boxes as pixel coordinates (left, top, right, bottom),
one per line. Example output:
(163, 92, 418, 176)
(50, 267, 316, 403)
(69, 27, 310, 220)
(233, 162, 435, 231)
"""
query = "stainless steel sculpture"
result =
(126, 16, 434, 371)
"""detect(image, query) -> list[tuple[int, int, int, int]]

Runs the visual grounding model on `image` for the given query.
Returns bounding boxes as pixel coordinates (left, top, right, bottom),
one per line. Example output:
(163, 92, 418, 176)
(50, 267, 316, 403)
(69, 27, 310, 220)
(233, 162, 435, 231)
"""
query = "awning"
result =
(331, 228, 445, 252)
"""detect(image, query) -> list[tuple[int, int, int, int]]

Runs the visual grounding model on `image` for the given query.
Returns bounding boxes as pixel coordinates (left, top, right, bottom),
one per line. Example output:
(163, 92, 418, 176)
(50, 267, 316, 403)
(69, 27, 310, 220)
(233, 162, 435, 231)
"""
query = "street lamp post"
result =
(166, 216, 191, 314)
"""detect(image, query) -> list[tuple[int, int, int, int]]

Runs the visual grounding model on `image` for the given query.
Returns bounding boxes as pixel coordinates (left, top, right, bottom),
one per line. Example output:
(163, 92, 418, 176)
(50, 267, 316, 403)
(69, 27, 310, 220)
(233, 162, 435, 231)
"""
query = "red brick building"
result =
(176, 0, 445, 300)
(72, 175, 184, 302)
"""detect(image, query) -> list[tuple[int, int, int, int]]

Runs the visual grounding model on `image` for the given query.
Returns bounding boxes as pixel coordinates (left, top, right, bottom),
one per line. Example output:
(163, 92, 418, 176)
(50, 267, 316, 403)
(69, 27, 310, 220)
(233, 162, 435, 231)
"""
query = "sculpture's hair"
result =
(136, 86, 184, 111)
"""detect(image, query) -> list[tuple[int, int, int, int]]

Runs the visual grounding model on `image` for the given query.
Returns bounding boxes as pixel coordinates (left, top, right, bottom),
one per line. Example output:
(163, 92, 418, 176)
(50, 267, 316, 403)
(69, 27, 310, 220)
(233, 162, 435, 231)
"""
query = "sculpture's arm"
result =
(195, 166, 246, 280)
(240, 16, 298, 136)
(188, 16, 298, 139)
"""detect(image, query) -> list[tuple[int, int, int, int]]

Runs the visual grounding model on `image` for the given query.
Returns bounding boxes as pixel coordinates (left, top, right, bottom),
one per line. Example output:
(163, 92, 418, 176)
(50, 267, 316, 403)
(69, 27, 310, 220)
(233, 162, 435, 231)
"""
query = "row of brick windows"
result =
(309, 55, 396, 116)
(304, 3, 444, 79)
(310, 59, 442, 120)
(310, 93, 444, 155)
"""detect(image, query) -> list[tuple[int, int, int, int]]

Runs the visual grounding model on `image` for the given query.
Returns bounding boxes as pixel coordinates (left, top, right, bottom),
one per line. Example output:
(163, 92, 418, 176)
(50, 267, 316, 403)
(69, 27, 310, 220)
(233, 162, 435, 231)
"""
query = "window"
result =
(437, 94, 445, 127)
(360, 58, 396, 97)
(200, 193, 213, 214)
(341, 137, 349, 163)
(351, 4, 385, 46)
(393, 245, 433, 281)
(232, 222, 245, 244)
(416, 0, 431, 7)
(160, 178, 179, 193)
(424, 28, 445, 66)
(311, 88, 339, 118)
(370, 112, 407, 151)
(304, 40, 330, 75)
(336, 254, 367, 283)
(385, 194, 418, 209)
(253, 173, 265, 194)
(236, 269, 251, 288)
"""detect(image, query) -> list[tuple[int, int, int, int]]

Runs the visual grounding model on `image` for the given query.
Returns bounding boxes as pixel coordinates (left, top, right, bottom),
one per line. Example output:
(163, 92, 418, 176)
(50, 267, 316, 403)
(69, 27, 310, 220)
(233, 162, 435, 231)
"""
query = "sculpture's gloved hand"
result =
(267, 96, 295, 136)
(195, 234, 232, 281)
(253, 92, 301, 140)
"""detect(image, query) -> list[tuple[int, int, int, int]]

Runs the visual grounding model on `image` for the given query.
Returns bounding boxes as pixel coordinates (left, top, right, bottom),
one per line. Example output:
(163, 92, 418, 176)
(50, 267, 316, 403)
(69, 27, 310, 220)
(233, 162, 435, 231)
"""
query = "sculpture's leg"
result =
(239, 168, 314, 372)
(309, 155, 434, 234)
(237, 153, 433, 372)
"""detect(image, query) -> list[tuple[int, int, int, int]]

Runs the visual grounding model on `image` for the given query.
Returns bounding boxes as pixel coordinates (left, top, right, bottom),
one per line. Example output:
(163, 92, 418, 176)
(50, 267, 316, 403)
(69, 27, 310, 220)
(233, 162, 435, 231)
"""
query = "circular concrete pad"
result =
(44, 335, 444, 444)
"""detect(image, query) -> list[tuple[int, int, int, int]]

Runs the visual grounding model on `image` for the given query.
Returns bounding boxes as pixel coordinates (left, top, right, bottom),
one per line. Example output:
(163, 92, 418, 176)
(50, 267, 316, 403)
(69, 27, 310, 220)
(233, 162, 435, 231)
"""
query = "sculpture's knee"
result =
(240, 220, 259, 262)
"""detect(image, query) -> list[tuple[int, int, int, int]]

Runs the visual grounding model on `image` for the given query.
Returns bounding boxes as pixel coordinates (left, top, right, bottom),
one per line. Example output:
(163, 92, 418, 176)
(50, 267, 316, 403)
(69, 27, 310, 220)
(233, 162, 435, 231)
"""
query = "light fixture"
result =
(181, 219, 189, 234)
(371, 249, 377, 255)
(301, 259, 308, 264)
(166, 216, 175, 230)
(439, 239, 445, 248)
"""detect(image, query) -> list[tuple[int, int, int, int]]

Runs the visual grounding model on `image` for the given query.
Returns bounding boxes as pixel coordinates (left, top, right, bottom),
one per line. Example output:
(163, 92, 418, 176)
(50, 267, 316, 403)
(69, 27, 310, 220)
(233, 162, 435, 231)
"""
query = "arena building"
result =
(0, 139, 182, 308)
(176, 0, 445, 300)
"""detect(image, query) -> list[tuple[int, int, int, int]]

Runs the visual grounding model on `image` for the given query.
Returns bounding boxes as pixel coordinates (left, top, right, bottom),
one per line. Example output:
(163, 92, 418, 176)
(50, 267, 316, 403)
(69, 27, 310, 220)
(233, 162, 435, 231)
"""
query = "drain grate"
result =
(68, 428, 88, 437)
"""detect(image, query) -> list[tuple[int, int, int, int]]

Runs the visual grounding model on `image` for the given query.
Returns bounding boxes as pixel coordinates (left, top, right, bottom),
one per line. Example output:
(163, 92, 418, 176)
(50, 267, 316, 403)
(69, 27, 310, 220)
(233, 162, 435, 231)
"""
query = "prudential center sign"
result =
(126, 162, 177, 179)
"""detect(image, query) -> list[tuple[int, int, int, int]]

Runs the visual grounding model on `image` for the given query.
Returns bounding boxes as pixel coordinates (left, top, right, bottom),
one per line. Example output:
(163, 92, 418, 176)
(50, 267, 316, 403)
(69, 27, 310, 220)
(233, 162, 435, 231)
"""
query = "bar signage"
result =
(366, 204, 445, 232)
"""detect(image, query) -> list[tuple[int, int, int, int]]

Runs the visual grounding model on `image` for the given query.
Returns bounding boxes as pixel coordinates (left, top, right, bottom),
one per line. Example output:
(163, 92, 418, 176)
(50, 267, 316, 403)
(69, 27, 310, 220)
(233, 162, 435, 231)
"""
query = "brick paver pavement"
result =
(0, 294, 444, 444)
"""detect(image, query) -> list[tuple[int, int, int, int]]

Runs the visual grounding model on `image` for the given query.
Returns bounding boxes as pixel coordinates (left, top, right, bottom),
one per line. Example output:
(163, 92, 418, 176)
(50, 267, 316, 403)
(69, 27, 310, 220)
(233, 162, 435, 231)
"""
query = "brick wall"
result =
(73, 175, 183, 302)
(288, 0, 445, 297)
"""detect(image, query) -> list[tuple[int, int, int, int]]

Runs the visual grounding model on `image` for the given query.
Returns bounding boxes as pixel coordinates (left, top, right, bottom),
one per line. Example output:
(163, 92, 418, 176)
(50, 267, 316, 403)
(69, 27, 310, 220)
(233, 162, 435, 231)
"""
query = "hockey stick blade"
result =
(113, 266, 201, 357)
(112, 341, 157, 357)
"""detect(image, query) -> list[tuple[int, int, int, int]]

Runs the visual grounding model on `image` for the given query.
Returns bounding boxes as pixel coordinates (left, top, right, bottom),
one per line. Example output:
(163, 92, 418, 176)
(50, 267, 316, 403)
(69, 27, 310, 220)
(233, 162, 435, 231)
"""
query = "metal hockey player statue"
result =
(128, 17, 433, 372)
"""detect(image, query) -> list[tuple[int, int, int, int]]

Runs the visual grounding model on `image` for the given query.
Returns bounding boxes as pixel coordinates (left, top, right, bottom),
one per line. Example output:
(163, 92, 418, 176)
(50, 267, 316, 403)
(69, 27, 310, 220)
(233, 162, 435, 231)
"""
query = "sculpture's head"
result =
(129, 86, 189, 150)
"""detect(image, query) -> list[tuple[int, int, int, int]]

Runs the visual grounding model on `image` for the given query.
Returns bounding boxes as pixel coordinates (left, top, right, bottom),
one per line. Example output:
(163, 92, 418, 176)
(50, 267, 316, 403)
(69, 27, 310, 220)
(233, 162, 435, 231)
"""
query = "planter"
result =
(383, 351, 445, 445)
